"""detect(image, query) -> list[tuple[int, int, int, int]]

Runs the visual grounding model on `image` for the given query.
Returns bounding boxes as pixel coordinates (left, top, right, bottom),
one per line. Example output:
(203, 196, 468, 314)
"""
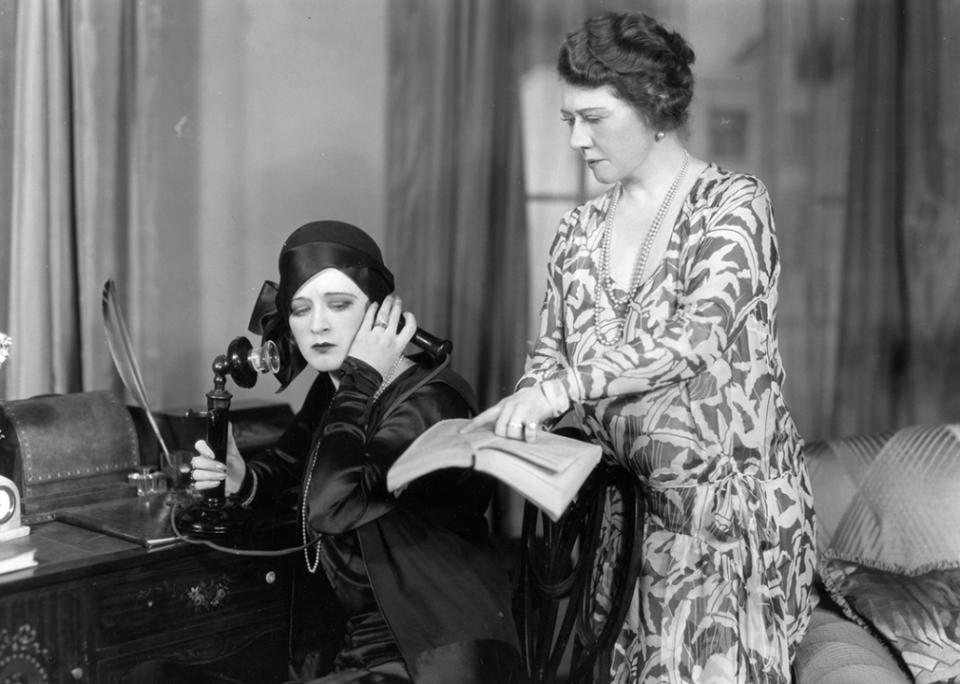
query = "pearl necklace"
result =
(593, 150, 689, 346)
(302, 354, 406, 573)
(302, 392, 333, 574)
(302, 438, 324, 573)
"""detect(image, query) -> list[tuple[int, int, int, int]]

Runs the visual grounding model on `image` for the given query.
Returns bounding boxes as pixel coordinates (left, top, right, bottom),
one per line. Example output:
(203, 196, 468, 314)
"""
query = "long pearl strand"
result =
(302, 435, 324, 573)
(302, 396, 331, 573)
(302, 353, 406, 573)
(593, 150, 689, 346)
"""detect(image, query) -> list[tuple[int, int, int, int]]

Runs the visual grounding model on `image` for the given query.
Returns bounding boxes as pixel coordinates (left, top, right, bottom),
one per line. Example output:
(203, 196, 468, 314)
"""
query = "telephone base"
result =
(173, 497, 254, 536)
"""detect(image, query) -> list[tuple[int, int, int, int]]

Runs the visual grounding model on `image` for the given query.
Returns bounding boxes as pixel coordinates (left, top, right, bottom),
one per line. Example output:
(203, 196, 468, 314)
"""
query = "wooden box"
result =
(0, 391, 139, 524)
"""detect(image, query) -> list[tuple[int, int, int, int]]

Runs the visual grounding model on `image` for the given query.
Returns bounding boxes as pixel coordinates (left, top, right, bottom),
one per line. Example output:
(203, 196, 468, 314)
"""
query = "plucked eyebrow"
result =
(291, 292, 359, 304)
(560, 106, 610, 117)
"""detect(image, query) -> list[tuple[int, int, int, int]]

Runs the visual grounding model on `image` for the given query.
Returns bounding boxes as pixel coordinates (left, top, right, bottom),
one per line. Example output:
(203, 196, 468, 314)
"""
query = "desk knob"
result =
(71, 667, 84, 680)
(264, 571, 276, 584)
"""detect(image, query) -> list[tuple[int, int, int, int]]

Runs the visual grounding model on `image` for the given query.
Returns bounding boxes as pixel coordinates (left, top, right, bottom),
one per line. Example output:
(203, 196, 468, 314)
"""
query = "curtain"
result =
(384, 0, 529, 412)
(901, 0, 960, 425)
(833, 0, 960, 435)
(8, 0, 82, 398)
(752, 0, 853, 442)
(1, 0, 161, 402)
(0, 0, 16, 366)
(832, 0, 909, 436)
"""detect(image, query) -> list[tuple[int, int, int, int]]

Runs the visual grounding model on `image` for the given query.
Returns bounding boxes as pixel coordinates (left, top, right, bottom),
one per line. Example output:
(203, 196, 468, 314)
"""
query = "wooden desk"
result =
(0, 519, 294, 684)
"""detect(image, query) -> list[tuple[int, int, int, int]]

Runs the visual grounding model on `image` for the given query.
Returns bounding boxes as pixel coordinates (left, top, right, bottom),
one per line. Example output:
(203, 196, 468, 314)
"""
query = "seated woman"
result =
(190, 220, 525, 684)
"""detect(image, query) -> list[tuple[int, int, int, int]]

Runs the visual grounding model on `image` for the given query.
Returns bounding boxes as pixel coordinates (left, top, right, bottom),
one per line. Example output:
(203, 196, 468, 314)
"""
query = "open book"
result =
(387, 418, 601, 522)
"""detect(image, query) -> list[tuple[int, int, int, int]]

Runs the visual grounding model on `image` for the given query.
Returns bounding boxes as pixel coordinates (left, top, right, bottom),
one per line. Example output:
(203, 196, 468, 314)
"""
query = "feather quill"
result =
(101, 279, 171, 469)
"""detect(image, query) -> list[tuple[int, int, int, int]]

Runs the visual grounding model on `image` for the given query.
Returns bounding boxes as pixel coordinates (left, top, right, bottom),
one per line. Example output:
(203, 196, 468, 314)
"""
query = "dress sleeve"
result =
(305, 358, 472, 535)
(547, 177, 778, 404)
(241, 373, 333, 505)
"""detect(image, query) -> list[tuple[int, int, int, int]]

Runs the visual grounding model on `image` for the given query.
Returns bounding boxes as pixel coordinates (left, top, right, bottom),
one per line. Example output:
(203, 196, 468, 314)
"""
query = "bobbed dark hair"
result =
(557, 11, 695, 134)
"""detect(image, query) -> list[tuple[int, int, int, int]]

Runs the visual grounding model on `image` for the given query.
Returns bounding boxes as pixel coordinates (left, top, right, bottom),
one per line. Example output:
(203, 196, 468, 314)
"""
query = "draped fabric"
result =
(7, 0, 81, 398)
(832, 0, 909, 436)
(833, 0, 960, 435)
(0, 0, 16, 360)
(384, 0, 529, 411)
(900, 1, 960, 426)
(748, 0, 853, 442)
(0, 0, 162, 402)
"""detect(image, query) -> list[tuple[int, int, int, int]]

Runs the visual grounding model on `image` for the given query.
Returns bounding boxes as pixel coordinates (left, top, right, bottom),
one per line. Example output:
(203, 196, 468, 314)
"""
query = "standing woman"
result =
(191, 221, 525, 684)
(471, 11, 816, 684)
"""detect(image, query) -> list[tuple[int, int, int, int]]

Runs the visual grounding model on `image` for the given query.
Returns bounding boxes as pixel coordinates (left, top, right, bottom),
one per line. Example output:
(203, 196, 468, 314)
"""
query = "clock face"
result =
(0, 483, 17, 526)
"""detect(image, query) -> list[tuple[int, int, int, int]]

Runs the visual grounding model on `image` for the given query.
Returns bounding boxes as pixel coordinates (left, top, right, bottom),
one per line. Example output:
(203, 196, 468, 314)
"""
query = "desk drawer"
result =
(92, 552, 289, 647)
(0, 585, 87, 684)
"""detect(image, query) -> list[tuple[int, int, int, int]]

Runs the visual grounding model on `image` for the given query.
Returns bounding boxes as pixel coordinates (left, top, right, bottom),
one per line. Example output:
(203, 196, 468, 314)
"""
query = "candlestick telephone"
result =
(171, 326, 452, 543)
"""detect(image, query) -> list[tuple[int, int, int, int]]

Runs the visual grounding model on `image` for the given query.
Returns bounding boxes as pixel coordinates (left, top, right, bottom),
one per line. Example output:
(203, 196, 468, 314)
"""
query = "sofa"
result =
(794, 422, 960, 684)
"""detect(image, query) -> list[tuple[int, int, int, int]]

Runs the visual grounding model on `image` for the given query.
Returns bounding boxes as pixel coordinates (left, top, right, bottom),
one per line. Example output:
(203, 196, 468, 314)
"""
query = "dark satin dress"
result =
(240, 353, 526, 684)
(319, 530, 405, 675)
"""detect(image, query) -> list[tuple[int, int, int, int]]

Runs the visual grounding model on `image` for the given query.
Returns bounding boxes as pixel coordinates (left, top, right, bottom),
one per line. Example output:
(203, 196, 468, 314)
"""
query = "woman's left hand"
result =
(191, 424, 245, 495)
(467, 385, 554, 442)
(348, 294, 417, 377)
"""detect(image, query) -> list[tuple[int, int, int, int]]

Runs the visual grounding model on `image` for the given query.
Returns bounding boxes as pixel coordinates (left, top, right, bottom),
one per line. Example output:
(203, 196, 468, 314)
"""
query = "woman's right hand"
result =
(348, 294, 417, 377)
(190, 423, 245, 495)
(466, 385, 556, 442)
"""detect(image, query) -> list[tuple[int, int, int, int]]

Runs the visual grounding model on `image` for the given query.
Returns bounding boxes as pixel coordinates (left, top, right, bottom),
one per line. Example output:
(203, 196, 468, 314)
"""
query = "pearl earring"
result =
(656, 131, 666, 141)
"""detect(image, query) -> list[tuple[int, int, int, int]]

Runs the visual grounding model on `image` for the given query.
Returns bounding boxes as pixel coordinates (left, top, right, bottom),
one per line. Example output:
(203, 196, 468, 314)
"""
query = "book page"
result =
(457, 422, 592, 473)
(386, 419, 476, 490)
(474, 445, 600, 522)
(487, 434, 592, 473)
(388, 419, 603, 521)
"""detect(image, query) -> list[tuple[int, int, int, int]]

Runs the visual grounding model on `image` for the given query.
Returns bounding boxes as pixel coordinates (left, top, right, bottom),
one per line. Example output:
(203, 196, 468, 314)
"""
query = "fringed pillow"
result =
(821, 552, 960, 684)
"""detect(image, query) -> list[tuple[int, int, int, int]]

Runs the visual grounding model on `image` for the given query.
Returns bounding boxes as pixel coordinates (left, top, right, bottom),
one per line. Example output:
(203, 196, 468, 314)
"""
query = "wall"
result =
(152, 0, 388, 413)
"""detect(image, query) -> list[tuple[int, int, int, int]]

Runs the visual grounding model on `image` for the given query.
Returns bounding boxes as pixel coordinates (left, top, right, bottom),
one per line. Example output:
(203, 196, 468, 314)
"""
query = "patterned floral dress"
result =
(518, 164, 818, 684)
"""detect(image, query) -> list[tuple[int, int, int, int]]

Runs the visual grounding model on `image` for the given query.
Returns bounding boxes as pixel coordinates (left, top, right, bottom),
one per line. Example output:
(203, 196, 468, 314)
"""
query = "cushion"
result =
(804, 433, 886, 553)
(820, 552, 960, 684)
(805, 423, 960, 569)
(793, 600, 912, 684)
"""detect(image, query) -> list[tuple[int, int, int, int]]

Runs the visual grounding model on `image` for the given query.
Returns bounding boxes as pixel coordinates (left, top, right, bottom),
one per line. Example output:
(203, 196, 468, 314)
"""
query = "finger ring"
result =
(374, 320, 388, 329)
(524, 422, 538, 443)
(507, 422, 523, 431)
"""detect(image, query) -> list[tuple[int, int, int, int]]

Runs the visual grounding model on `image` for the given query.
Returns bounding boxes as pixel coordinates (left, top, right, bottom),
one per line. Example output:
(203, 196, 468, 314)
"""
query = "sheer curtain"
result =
(384, 0, 530, 411)
(754, 0, 853, 441)
(7, 0, 80, 397)
(833, 0, 960, 435)
(900, 0, 960, 427)
(832, 0, 908, 436)
(0, 0, 16, 366)
(1, 0, 162, 402)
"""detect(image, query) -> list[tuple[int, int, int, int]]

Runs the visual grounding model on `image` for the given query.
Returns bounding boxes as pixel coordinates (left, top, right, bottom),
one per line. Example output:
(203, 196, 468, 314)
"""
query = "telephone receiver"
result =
(225, 325, 452, 392)
(400, 321, 453, 363)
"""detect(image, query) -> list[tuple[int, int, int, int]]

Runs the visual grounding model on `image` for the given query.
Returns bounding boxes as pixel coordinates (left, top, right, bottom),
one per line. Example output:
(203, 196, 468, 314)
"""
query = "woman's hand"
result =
(467, 385, 555, 442)
(190, 423, 245, 494)
(348, 294, 417, 377)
